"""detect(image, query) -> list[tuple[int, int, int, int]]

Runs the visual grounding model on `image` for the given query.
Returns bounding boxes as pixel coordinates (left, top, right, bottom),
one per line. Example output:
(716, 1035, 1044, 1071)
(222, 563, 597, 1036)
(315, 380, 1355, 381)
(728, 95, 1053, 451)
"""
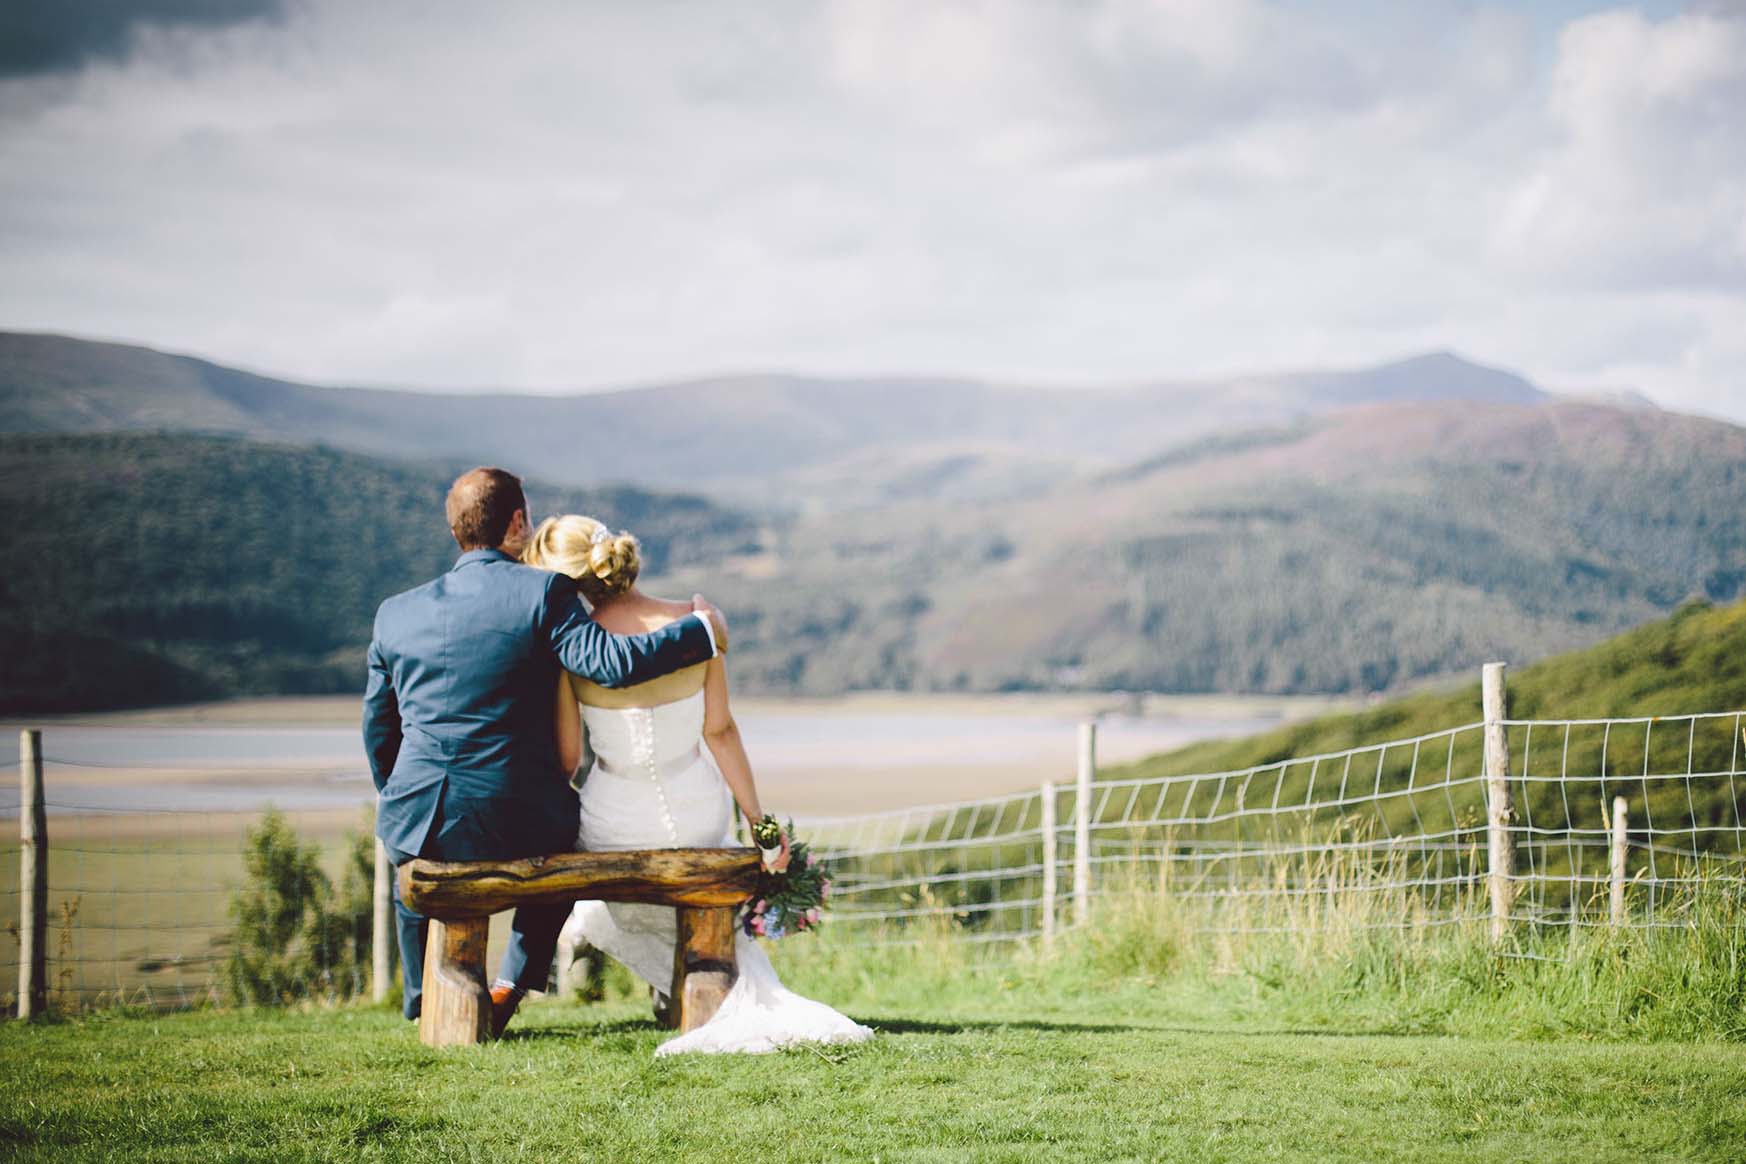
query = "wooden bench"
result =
(399, 847, 761, 1047)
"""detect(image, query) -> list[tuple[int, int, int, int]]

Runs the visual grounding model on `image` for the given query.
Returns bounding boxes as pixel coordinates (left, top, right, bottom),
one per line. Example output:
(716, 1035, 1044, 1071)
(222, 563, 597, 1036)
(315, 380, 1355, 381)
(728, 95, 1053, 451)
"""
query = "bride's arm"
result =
(701, 655, 790, 871)
(555, 673, 583, 779)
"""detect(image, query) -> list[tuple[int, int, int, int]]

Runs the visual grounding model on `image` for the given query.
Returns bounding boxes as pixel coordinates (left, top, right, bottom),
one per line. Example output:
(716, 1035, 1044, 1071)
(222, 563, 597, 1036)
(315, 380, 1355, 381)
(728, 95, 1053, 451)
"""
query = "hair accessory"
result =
(590, 522, 613, 545)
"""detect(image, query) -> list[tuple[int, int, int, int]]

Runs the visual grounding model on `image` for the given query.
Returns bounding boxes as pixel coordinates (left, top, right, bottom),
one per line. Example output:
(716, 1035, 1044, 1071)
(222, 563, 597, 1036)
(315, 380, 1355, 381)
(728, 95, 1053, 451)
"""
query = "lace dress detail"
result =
(560, 690, 873, 1056)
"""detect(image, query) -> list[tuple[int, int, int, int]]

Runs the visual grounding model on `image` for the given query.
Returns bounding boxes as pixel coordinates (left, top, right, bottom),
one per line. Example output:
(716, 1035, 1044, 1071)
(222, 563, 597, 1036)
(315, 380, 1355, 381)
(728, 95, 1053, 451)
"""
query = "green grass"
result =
(0, 1010, 1736, 1164)
(2, 984, 1742, 1162)
(4, 869, 1744, 1163)
(786, 858, 1746, 1045)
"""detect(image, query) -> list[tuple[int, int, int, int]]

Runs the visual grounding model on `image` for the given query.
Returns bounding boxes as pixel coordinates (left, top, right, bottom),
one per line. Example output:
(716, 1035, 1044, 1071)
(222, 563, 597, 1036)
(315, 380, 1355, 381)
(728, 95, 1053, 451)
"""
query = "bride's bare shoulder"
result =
(645, 595, 703, 623)
(591, 593, 698, 634)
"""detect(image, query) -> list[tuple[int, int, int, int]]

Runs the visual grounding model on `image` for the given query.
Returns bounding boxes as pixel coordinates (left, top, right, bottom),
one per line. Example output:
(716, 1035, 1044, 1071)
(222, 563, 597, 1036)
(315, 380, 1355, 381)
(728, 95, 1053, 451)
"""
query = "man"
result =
(363, 466, 727, 1034)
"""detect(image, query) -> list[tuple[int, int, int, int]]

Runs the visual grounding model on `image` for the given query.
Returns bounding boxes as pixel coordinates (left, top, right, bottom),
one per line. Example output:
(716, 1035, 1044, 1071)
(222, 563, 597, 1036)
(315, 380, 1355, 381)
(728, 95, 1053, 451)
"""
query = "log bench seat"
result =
(399, 847, 762, 1047)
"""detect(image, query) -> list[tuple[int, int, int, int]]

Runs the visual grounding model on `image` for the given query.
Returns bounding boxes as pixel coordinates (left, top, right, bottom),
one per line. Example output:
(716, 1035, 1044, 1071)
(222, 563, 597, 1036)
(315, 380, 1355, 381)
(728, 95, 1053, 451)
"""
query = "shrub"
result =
(225, 810, 354, 1005)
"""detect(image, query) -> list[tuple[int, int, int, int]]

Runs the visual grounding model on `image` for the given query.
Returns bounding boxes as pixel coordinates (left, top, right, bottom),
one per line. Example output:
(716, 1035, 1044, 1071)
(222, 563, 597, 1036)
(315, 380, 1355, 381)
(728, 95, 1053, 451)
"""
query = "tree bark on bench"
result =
(400, 848, 761, 1048)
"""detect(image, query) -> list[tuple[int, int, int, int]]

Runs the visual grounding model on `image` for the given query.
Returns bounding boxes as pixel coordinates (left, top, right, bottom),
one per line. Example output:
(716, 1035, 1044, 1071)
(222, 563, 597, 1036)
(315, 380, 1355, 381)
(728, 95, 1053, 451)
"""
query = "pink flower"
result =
(751, 915, 767, 936)
(820, 880, 831, 901)
(806, 906, 822, 924)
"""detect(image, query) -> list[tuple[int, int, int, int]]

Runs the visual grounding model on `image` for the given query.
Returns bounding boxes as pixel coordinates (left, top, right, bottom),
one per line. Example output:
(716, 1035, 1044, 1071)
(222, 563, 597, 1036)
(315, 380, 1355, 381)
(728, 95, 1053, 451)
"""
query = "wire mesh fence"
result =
(2, 743, 380, 1013)
(808, 711, 1746, 945)
(6, 700, 1745, 1011)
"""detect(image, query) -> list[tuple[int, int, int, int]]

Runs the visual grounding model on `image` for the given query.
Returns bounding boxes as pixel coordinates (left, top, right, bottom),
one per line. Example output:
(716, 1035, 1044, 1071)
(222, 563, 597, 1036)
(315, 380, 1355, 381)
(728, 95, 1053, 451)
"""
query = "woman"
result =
(523, 514, 872, 1055)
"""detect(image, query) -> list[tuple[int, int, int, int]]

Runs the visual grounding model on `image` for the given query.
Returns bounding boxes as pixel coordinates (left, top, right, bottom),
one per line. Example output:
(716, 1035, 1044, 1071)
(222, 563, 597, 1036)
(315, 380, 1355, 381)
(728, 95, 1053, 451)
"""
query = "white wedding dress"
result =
(558, 690, 873, 1055)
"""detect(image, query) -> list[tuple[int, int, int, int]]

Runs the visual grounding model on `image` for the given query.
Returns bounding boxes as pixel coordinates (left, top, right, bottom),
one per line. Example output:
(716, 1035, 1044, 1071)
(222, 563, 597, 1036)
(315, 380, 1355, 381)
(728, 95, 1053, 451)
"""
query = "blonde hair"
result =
(522, 514, 641, 605)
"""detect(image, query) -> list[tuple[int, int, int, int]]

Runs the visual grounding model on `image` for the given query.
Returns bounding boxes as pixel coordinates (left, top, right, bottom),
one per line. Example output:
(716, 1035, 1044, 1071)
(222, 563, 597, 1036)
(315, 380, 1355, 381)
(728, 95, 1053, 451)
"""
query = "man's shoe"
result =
(489, 984, 522, 1039)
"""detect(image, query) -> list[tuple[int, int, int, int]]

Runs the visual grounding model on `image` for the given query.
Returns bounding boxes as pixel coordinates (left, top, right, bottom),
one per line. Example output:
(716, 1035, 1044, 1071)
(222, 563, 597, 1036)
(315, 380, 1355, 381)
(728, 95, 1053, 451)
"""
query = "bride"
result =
(511, 514, 872, 1055)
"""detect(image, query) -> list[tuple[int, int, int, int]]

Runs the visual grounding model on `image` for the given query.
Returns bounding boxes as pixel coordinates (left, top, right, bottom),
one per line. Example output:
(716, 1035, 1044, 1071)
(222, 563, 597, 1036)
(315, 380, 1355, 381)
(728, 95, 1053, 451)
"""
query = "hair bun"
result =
(520, 514, 641, 605)
(587, 531, 642, 598)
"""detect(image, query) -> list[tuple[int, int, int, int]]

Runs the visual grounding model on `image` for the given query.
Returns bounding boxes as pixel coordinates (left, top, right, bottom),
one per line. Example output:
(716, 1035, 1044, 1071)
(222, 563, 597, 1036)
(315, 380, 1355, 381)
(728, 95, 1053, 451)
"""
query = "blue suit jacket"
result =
(363, 549, 715, 862)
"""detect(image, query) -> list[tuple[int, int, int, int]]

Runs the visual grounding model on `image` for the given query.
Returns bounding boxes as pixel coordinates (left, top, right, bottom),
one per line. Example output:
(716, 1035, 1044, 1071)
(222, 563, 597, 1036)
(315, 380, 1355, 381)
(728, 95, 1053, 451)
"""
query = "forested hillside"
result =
(5, 336, 1744, 710)
(0, 434, 755, 712)
(1123, 597, 1746, 782)
(661, 401, 1746, 694)
(1105, 597, 1746, 865)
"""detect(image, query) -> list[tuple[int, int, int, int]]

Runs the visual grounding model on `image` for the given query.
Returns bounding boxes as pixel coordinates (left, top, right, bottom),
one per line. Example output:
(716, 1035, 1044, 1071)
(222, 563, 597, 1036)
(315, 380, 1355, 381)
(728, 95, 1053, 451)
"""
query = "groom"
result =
(363, 466, 726, 1034)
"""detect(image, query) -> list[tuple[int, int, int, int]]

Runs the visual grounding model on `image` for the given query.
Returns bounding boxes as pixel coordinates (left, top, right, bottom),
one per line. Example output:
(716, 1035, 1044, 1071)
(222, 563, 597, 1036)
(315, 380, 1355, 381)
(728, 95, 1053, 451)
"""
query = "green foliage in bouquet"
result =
(744, 817, 831, 940)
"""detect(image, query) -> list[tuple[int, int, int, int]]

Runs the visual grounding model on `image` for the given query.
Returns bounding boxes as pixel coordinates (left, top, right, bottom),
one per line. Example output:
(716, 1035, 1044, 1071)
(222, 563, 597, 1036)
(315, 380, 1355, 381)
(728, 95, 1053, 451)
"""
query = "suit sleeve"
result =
(542, 578, 716, 688)
(362, 634, 402, 793)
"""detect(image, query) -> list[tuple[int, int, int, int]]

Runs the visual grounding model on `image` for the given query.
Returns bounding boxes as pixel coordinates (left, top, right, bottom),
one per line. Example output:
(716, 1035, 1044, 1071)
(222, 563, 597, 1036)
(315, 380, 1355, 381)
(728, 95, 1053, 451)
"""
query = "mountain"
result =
(3, 331, 1735, 708)
(651, 399, 1746, 695)
(0, 331, 1544, 508)
(0, 433, 755, 712)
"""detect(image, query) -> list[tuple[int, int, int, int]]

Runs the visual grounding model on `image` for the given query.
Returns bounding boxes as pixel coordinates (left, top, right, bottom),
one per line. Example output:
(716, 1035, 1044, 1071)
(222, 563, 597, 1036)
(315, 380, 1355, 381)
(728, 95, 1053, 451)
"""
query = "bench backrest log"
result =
(398, 847, 763, 1048)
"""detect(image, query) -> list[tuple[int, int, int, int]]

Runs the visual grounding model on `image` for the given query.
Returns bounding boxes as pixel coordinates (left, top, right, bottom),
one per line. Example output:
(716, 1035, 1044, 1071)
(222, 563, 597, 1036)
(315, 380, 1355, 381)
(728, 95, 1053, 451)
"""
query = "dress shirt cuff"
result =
(693, 611, 720, 658)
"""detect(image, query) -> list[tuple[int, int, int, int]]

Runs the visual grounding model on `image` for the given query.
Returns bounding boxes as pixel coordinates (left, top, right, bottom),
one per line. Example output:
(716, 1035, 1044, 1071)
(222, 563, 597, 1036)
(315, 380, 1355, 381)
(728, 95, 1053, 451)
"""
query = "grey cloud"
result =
(0, 0, 285, 77)
(0, 0, 1739, 422)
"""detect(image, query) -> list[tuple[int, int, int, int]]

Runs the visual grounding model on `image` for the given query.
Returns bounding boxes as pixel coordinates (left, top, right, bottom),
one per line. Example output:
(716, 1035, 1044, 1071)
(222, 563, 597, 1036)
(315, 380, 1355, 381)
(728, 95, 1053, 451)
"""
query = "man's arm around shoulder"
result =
(541, 576, 725, 688)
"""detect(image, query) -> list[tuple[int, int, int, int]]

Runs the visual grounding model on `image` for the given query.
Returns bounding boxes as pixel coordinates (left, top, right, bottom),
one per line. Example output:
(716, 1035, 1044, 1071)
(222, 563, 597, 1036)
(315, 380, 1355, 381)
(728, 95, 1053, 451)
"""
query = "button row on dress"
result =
(633, 708, 681, 846)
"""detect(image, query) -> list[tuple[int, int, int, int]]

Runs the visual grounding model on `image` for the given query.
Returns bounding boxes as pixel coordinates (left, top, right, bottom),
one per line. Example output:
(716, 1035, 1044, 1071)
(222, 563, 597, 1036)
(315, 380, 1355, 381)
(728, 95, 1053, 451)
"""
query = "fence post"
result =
(1481, 663, 1514, 945)
(1609, 796, 1628, 929)
(372, 837, 392, 1003)
(18, 730, 46, 1019)
(1040, 780, 1057, 946)
(1074, 722, 1095, 926)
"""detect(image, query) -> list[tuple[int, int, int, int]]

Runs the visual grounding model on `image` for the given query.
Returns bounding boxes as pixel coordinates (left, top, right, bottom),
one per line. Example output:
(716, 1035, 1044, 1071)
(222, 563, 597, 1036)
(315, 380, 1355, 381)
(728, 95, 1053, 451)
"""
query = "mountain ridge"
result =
(0, 329, 1550, 506)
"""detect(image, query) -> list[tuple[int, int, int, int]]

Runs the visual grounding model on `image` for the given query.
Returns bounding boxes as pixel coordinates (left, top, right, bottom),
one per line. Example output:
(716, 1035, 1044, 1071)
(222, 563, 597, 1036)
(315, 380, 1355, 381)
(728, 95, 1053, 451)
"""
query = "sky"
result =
(0, 1, 1742, 419)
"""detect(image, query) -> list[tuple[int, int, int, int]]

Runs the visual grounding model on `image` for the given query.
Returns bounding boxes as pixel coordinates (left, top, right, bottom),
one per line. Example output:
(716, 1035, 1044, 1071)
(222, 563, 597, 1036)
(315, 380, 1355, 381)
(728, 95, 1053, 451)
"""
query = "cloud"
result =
(1493, 6, 1746, 292)
(0, 0, 286, 78)
(0, 0, 1740, 423)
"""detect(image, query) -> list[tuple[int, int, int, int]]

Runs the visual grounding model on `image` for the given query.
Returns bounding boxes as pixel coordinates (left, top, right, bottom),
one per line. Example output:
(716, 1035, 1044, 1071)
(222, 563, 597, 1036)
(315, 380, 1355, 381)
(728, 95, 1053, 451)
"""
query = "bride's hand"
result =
(766, 831, 792, 874)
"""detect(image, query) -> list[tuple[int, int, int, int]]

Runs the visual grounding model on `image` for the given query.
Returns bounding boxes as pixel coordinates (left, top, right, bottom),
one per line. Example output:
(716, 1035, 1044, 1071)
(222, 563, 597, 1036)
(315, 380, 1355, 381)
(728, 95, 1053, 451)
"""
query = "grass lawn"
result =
(1, 994, 1742, 1164)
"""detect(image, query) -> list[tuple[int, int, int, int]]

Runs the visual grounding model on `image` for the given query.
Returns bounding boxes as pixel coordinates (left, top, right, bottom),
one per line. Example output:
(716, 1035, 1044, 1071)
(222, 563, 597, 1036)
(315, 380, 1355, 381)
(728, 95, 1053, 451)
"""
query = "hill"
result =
(1095, 597, 1746, 879)
(4, 333, 1739, 707)
(0, 331, 1545, 507)
(656, 399, 1746, 694)
(1122, 596, 1746, 781)
(0, 433, 755, 712)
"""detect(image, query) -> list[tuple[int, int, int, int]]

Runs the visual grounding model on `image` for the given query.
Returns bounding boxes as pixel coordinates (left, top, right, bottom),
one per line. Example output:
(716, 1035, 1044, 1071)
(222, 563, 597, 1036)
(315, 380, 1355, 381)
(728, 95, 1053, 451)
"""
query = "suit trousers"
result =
(387, 843, 569, 1019)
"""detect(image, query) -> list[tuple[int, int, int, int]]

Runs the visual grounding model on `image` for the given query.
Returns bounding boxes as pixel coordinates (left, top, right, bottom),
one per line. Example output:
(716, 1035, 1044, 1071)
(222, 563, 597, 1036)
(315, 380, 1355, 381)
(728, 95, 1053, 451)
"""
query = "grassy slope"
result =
(1, 1000, 1741, 1164)
(1115, 596, 1746, 782)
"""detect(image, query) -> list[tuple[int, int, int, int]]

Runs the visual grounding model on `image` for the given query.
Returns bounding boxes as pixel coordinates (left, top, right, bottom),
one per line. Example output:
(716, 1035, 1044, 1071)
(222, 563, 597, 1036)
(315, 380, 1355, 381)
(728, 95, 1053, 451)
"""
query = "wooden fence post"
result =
(1609, 796, 1628, 929)
(1073, 722, 1095, 927)
(18, 730, 46, 1019)
(1040, 780, 1057, 946)
(372, 837, 391, 1003)
(1481, 663, 1515, 945)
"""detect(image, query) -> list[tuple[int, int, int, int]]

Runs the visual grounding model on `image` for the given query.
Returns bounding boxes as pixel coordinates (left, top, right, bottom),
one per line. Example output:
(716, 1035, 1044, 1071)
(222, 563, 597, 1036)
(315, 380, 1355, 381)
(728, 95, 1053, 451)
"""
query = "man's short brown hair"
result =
(446, 467, 527, 551)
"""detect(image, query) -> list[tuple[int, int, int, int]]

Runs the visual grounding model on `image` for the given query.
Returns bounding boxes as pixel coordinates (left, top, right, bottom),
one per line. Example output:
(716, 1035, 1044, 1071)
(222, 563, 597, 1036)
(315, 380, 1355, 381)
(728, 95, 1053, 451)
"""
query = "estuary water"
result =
(0, 696, 1328, 819)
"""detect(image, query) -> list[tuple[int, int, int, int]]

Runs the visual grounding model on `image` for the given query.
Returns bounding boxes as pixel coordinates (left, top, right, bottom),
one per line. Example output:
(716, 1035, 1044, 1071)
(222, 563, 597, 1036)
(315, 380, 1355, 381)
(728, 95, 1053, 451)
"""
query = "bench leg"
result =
(673, 906, 737, 1033)
(419, 917, 491, 1048)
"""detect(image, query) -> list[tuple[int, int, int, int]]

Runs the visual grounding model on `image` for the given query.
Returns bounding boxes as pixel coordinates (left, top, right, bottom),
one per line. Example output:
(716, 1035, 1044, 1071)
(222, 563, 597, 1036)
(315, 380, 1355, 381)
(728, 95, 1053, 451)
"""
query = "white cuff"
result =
(693, 611, 719, 658)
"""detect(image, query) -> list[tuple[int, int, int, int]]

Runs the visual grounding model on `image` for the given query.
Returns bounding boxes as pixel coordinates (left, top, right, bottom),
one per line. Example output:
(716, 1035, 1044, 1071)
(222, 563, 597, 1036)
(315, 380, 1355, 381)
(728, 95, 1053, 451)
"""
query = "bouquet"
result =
(743, 815, 831, 940)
